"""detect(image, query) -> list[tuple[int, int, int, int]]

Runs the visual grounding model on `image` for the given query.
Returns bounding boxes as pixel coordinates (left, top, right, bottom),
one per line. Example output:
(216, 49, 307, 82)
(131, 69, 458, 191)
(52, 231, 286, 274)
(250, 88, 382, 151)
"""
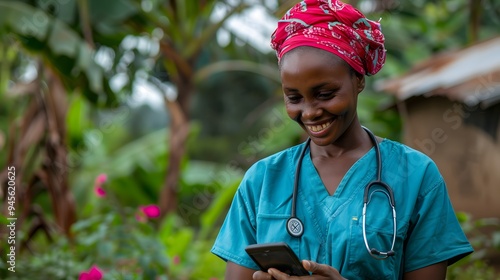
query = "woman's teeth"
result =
(307, 122, 331, 132)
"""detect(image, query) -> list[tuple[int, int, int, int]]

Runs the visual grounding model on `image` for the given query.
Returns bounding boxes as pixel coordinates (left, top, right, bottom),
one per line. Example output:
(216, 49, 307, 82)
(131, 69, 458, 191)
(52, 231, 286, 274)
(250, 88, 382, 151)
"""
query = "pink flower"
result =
(79, 265, 103, 280)
(173, 255, 181, 265)
(136, 204, 161, 222)
(95, 174, 107, 184)
(140, 204, 160, 218)
(94, 185, 106, 197)
(93, 173, 108, 198)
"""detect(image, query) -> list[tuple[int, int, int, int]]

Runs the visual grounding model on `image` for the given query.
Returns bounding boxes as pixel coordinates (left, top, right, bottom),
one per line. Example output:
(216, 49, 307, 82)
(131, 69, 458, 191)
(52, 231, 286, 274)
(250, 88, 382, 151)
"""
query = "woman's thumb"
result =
(302, 260, 346, 279)
(302, 260, 320, 273)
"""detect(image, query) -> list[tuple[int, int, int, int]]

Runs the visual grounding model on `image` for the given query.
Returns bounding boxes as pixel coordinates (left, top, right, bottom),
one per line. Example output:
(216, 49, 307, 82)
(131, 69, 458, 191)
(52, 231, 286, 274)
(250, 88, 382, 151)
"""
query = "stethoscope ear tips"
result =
(370, 248, 380, 255)
(370, 248, 396, 257)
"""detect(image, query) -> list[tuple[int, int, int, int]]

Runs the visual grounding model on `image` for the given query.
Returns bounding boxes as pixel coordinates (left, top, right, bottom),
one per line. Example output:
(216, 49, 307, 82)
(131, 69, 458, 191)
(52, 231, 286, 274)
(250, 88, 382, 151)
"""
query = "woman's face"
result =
(280, 47, 365, 146)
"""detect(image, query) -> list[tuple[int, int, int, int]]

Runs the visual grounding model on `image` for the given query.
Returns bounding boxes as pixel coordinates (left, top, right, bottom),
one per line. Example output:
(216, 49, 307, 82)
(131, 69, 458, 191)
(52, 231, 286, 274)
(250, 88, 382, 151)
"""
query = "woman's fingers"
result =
(254, 261, 346, 280)
(253, 270, 274, 280)
(267, 268, 291, 279)
(302, 260, 346, 279)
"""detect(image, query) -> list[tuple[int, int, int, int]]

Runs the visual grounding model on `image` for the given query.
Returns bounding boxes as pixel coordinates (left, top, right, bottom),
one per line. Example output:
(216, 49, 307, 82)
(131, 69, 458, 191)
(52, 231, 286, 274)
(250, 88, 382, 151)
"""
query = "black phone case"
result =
(245, 242, 309, 276)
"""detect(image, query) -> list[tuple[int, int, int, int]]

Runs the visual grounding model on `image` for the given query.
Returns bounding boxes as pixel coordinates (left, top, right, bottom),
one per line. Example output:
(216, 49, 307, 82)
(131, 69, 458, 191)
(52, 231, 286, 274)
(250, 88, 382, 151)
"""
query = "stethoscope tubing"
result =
(287, 126, 397, 259)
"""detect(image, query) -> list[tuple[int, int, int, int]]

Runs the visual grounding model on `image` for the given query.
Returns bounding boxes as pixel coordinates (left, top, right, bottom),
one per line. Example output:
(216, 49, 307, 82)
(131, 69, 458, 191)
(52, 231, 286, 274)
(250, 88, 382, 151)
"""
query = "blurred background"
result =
(0, 0, 499, 279)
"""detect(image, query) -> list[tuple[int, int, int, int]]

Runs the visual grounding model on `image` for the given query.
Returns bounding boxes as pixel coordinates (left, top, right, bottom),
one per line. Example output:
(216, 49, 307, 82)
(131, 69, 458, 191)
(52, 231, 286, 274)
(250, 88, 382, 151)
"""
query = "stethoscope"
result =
(286, 127, 397, 259)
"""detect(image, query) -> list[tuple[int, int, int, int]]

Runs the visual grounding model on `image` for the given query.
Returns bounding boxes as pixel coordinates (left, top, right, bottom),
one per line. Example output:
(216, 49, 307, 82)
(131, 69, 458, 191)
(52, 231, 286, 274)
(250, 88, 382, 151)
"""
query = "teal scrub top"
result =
(211, 139, 473, 279)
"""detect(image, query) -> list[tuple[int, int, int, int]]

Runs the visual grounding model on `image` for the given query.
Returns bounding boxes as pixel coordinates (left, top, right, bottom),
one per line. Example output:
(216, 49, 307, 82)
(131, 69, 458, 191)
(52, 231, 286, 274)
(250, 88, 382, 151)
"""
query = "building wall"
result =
(401, 96, 500, 218)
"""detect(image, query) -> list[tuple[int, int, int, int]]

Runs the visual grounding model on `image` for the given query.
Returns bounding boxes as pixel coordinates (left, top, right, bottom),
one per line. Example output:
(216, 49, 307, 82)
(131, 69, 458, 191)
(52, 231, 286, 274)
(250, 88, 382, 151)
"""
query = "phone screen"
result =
(245, 242, 309, 276)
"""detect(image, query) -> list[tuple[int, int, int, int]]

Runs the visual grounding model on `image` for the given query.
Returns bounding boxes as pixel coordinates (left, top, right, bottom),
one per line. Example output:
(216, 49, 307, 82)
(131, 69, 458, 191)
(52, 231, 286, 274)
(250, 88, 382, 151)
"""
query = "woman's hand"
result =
(252, 260, 346, 280)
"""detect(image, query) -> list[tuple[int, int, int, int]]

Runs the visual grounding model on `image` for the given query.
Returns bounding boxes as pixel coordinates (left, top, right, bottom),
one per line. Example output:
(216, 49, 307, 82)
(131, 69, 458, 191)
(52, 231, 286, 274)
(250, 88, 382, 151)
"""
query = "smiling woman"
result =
(211, 1, 473, 280)
(280, 47, 364, 149)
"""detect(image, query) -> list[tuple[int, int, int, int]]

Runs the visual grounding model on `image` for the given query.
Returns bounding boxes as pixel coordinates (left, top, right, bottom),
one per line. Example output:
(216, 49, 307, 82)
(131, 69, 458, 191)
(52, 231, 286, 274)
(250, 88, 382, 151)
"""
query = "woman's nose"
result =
(301, 102, 322, 120)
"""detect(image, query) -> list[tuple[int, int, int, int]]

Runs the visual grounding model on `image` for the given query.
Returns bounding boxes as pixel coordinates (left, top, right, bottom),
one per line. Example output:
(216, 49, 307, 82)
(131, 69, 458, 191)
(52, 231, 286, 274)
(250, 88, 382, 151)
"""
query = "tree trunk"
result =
(42, 67, 76, 236)
(0, 65, 76, 244)
(159, 83, 191, 217)
(469, 0, 482, 44)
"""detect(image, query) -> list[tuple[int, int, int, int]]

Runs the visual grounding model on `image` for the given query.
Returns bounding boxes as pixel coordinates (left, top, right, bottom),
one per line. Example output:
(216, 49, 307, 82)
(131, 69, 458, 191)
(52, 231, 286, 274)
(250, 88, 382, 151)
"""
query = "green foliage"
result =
(161, 180, 239, 279)
(71, 210, 170, 279)
(0, 208, 169, 280)
(448, 261, 497, 280)
(0, 0, 117, 106)
(358, 89, 402, 141)
(0, 240, 88, 280)
(457, 213, 500, 259)
(447, 213, 500, 279)
(67, 118, 241, 279)
(0, 159, 239, 279)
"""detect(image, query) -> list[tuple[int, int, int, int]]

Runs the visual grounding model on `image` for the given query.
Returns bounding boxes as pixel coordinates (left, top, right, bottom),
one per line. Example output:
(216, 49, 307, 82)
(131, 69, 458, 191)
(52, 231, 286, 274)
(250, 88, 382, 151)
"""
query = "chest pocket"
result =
(346, 197, 404, 280)
(256, 213, 300, 254)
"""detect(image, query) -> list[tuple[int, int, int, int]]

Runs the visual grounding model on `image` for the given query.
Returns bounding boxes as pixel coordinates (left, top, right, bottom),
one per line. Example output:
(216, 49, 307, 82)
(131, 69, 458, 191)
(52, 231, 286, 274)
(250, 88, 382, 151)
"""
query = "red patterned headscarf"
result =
(271, 0, 386, 76)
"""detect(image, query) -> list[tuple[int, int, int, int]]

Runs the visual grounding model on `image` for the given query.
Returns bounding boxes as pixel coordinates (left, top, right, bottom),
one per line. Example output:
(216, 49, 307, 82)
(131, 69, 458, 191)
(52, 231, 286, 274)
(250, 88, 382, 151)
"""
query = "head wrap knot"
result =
(271, 0, 386, 76)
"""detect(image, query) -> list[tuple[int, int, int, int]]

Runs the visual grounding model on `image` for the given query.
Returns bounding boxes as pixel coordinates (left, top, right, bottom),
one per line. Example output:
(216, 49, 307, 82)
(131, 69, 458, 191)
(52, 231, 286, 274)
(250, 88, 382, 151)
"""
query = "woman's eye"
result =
(286, 95, 302, 103)
(318, 92, 333, 99)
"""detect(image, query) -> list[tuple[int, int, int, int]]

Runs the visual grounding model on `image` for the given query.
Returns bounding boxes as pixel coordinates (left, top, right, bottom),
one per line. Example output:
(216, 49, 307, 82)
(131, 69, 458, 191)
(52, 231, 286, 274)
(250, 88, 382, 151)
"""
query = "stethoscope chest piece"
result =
(286, 217, 304, 237)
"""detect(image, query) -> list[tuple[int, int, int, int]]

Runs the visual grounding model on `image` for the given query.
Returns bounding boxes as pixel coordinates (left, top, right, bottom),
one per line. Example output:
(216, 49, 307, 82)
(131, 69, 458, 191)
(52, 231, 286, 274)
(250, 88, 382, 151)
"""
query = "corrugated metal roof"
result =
(376, 37, 500, 108)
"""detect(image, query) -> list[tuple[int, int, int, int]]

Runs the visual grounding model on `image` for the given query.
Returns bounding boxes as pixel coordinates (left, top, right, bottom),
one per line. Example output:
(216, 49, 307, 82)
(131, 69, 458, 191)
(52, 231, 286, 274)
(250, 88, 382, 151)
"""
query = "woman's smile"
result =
(305, 120, 333, 135)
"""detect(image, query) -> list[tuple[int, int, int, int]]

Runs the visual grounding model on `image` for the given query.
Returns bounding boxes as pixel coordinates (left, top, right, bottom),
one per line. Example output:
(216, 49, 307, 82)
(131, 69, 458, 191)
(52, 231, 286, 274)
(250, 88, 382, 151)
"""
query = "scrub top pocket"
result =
(256, 213, 300, 254)
(346, 216, 404, 280)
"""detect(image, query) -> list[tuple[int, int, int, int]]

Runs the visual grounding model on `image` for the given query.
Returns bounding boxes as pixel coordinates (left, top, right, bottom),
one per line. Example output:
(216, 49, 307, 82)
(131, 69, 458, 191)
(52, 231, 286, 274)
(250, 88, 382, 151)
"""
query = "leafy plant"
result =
(160, 178, 239, 280)
(447, 213, 500, 279)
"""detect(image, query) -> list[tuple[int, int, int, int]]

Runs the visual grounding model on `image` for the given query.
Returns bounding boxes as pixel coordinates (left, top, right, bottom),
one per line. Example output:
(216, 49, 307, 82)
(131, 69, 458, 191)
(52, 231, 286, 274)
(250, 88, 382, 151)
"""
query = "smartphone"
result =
(245, 242, 310, 276)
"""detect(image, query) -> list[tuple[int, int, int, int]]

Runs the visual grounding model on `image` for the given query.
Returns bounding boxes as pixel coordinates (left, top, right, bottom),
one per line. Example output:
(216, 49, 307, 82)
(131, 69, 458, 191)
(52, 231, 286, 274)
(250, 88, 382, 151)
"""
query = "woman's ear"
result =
(356, 74, 365, 94)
